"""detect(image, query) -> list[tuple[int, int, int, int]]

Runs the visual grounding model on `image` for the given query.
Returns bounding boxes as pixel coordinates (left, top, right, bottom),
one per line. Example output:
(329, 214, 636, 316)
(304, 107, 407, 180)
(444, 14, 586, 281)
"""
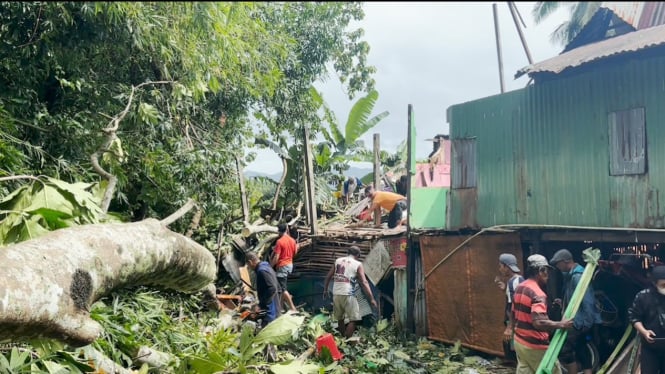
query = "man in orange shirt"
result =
(363, 185, 407, 228)
(270, 223, 297, 312)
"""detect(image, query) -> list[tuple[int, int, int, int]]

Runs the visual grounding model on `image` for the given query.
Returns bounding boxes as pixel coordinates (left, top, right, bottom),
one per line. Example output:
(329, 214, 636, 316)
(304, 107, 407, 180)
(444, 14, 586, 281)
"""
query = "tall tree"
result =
(532, 2, 602, 45)
(0, 2, 375, 242)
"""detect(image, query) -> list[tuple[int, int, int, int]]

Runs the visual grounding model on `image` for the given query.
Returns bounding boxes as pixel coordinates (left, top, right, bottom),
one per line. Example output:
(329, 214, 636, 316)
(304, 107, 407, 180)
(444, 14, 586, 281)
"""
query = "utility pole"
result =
(507, 2, 534, 65)
(492, 3, 506, 93)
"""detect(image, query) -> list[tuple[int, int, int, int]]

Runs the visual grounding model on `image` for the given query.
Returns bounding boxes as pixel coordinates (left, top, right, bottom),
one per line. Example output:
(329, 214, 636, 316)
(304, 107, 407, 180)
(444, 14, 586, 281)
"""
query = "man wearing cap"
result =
(497, 253, 525, 363)
(512, 254, 573, 374)
(628, 265, 665, 373)
(550, 249, 602, 374)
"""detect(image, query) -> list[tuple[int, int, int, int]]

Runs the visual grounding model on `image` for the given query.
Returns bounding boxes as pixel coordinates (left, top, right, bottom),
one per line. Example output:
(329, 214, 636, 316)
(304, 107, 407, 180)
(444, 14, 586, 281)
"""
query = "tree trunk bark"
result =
(0, 219, 216, 346)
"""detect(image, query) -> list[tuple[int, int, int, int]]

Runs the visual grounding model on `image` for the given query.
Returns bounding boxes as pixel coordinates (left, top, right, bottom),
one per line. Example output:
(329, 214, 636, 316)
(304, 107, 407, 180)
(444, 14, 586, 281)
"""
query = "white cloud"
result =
(247, 2, 571, 173)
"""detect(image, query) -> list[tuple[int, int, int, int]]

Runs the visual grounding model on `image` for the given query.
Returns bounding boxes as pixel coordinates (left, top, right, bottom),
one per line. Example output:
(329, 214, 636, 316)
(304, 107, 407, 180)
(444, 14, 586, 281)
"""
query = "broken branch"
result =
(161, 198, 197, 227)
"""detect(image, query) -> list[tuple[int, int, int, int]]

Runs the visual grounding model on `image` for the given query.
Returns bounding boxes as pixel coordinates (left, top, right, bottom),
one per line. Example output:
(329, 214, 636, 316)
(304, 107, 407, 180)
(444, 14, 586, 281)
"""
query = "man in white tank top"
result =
(324, 246, 377, 337)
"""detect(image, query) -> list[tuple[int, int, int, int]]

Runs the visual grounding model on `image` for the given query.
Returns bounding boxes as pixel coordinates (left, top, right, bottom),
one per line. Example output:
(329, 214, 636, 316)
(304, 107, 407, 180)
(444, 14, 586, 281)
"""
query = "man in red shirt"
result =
(270, 223, 297, 312)
(511, 254, 573, 374)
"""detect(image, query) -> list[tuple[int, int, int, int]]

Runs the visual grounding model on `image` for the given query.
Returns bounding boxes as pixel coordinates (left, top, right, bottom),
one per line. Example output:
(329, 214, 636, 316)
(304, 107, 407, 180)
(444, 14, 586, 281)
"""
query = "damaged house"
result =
(410, 2, 665, 368)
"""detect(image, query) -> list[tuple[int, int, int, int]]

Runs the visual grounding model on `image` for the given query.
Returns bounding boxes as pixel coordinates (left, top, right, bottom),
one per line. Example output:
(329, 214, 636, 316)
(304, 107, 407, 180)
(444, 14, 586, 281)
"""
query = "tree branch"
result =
(161, 199, 197, 226)
(0, 175, 42, 183)
(91, 81, 173, 213)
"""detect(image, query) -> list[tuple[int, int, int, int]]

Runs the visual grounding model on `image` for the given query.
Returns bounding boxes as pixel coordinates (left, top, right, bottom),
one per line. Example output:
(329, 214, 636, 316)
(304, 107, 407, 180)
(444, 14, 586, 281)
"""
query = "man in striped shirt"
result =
(511, 254, 573, 374)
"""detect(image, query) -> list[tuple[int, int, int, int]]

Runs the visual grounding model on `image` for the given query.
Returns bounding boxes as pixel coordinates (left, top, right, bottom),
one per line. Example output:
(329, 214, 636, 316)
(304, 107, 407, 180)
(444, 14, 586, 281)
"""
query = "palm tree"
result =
(532, 2, 601, 46)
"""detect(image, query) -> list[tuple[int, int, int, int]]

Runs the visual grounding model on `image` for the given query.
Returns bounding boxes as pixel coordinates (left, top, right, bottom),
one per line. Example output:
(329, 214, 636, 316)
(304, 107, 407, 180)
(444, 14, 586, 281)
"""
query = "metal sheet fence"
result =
(419, 233, 522, 356)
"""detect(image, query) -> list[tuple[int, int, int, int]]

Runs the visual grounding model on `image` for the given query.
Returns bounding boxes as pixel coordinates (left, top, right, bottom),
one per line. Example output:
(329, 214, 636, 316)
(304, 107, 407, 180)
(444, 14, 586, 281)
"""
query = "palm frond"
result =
(550, 20, 571, 45)
(532, 1, 563, 24)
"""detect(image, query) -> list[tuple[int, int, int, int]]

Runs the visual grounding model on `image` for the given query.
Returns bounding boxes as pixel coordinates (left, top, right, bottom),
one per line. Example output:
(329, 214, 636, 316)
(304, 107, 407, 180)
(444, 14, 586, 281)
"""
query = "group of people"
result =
(244, 222, 299, 327)
(499, 249, 665, 373)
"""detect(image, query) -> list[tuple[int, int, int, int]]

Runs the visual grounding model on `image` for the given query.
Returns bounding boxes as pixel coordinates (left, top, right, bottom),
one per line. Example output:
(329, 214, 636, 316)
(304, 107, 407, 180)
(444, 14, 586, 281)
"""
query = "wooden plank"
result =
(373, 133, 381, 225)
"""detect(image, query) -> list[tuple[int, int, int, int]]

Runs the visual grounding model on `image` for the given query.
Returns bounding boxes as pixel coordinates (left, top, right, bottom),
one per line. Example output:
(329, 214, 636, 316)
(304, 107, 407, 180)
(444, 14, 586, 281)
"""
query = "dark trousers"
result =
(559, 327, 593, 370)
(388, 200, 406, 228)
(641, 344, 665, 374)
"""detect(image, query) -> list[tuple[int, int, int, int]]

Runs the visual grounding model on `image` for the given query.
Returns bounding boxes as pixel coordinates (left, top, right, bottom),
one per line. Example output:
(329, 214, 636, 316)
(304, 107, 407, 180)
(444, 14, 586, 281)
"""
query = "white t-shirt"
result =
(332, 255, 361, 296)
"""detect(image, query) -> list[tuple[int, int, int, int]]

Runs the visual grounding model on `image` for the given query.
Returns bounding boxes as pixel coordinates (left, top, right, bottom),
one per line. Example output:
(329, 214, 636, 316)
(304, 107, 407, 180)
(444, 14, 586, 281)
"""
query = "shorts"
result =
(333, 295, 361, 321)
(276, 264, 293, 292)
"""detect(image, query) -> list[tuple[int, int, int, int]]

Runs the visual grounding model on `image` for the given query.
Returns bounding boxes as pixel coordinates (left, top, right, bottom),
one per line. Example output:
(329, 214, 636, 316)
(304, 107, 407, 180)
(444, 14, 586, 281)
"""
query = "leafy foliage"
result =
(0, 2, 376, 244)
(0, 176, 114, 245)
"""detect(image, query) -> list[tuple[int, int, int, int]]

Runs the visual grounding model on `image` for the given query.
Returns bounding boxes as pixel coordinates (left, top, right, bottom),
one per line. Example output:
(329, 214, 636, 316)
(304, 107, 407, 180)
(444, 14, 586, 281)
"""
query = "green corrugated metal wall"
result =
(447, 55, 665, 230)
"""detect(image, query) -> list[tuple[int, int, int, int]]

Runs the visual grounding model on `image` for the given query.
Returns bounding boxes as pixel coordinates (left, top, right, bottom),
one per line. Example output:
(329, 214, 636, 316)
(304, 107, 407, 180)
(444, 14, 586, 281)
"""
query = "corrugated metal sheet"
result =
(516, 23, 665, 78)
(413, 246, 428, 336)
(451, 138, 477, 188)
(420, 233, 522, 357)
(448, 53, 665, 230)
(603, 2, 665, 29)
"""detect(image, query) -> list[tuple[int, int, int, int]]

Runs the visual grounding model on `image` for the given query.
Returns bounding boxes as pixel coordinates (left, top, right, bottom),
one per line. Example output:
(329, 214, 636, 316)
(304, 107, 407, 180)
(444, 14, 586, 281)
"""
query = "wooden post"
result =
(492, 3, 505, 93)
(302, 153, 310, 225)
(235, 156, 249, 223)
(303, 125, 318, 235)
(373, 133, 381, 226)
(405, 104, 416, 333)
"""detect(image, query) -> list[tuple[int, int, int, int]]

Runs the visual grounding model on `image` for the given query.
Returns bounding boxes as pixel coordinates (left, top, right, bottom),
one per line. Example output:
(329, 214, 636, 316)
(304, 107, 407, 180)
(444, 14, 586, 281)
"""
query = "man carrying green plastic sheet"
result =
(550, 249, 602, 374)
(511, 254, 573, 374)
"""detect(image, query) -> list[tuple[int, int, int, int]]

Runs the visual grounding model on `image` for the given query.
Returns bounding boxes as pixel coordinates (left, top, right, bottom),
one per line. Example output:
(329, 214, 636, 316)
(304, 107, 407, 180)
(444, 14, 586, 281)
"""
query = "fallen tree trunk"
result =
(0, 218, 216, 346)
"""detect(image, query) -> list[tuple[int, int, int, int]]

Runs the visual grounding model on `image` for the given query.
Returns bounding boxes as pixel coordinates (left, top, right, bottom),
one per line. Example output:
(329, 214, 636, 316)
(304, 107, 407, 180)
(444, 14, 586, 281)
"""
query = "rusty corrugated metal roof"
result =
(603, 2, 665, 29)
(515, 23, 665, 78)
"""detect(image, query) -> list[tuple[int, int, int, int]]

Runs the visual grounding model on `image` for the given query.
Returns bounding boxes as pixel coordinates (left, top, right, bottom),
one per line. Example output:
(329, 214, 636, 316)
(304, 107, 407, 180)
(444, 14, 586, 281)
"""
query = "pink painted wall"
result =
(415, 139, 451, 187)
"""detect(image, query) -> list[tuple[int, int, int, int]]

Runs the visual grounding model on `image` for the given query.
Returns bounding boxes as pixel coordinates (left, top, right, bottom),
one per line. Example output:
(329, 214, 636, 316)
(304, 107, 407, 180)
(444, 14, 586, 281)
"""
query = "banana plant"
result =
(312, 88, 389, 174)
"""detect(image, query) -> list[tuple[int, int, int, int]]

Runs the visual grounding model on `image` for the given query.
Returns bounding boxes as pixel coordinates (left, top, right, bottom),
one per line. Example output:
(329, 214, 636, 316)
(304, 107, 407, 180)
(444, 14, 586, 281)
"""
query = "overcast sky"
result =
(246, 2, 571, 174)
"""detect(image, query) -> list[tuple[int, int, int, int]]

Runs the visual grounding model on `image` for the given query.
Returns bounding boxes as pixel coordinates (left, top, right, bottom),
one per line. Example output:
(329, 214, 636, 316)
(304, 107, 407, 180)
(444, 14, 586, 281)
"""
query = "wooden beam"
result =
(235, 156, 249, 223)
(373, 133, 381, 226)
(303, 125, 318, 235)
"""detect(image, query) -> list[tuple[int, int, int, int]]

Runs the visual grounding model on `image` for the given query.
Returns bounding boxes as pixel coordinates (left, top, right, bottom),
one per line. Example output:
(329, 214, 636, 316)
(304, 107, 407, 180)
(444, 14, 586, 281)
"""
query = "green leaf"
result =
(345, 90, 388, 144)
(43, 360, 69, 374)
(392, 350, 410, 361)
(376, 319, 389, 333)
(138, 103, 160, 125)
(252, 313, 305, 347)
(270, 360, 321, 374)
(239, 323, 255, 357)
(4, 215, 51, 244)
(54, 350, 95, 372)
(0, 185, 33, 211)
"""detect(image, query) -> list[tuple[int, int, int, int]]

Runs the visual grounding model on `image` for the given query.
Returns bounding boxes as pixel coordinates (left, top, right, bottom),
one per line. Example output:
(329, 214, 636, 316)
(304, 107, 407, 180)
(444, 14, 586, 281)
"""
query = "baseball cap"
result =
(499, 253, 520, 273)
(550, 249, 573, 266)
(652, 265, 665, 280)
(527, 254, 552, 269)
